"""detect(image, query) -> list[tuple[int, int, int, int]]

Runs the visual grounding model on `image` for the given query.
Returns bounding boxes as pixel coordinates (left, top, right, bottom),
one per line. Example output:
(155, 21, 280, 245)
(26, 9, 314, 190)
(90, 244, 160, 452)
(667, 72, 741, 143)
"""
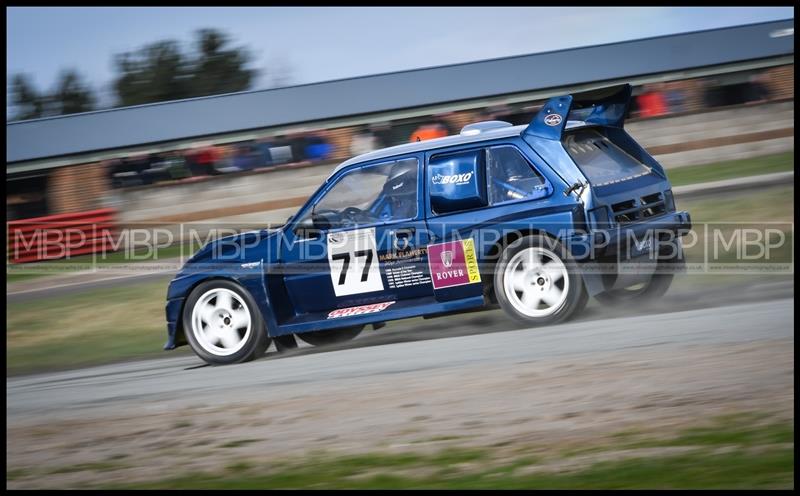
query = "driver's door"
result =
(280, 156, 433, 317)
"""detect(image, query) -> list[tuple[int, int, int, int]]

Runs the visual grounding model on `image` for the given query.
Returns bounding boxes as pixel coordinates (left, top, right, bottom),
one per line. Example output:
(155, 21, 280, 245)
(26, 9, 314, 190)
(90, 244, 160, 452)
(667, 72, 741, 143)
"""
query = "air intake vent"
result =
(611, 192, 666, 224)
(460, 120, 513, 136)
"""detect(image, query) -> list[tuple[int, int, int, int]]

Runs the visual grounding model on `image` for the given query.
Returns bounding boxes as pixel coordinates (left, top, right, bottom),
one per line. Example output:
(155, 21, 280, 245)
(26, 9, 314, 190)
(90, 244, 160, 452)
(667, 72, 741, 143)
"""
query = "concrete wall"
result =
(106, 100, 794, 224)
(105, 162, 336, 223)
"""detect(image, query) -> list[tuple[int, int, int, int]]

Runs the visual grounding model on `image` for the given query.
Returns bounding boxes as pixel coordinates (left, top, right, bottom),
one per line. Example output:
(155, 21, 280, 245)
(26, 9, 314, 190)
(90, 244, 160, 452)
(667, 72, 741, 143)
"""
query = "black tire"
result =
(494, 234, 587, 326)
(594, 241, 682, 306)
(594, 273, 674, 306)
(569, 278, 591, 320)
(182, 279, 271, 365)
(296, 326, 364, 347)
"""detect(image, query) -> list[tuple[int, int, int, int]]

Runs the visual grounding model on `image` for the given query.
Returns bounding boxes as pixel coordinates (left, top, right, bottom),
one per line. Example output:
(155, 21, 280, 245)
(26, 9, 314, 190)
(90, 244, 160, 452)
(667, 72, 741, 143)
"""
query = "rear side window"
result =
(428, 149, 487, 215)
(486, 145, 550, 205)
(563, 128, 652, 186)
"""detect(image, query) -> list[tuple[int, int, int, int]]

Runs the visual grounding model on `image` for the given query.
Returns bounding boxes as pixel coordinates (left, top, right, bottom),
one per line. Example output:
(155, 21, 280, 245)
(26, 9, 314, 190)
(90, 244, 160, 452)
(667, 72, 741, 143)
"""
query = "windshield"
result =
(298, 158, 419, 231)
(562, 128, 652, 186)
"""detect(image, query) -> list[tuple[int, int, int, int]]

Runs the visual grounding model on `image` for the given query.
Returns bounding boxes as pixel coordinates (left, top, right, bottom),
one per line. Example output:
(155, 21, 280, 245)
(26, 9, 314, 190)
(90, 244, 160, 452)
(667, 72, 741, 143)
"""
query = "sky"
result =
(6, 6, 795, 109)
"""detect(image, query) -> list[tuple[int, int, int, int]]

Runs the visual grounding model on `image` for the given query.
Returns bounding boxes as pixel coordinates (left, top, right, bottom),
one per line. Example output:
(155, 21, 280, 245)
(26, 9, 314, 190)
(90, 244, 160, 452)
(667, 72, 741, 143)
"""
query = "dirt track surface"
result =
(6, 298, 794, 488)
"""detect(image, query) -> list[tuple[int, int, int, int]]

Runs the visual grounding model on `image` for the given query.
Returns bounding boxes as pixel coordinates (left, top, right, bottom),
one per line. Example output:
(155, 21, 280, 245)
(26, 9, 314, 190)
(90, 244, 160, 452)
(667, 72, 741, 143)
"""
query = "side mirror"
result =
(293, 217, 321, 239)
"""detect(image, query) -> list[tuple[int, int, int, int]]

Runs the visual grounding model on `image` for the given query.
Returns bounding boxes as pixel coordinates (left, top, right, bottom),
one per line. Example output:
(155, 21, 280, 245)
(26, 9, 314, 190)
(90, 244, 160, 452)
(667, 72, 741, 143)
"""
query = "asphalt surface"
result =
(7, 297, 793, 424)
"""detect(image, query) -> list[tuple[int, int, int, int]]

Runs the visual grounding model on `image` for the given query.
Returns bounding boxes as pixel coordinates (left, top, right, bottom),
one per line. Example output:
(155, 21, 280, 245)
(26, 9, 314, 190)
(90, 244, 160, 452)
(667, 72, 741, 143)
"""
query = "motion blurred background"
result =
(6, 6, 795, 490)
(6, 7, 793, 226)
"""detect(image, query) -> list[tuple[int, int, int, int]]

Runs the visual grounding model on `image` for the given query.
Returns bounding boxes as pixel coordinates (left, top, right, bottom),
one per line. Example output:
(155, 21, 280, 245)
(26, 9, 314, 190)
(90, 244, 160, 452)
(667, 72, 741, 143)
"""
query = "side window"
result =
(300, 158, 419, 230)
(486, 145, 549, 205)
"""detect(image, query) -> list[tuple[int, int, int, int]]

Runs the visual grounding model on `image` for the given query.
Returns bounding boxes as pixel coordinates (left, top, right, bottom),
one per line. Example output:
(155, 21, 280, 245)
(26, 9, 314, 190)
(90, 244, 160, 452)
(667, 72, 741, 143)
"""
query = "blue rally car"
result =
(165, 84, 692, 365)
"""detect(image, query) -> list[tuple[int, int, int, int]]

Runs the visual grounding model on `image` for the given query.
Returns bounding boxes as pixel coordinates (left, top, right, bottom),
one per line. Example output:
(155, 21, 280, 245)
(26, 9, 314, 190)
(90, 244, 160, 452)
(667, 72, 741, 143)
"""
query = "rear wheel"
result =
(594, 242, 682, 306)
(494, 235, 587, 326)
(296, 326, 364, 347)
(182, 280, 270, 365)
(569, 278, 590, 319)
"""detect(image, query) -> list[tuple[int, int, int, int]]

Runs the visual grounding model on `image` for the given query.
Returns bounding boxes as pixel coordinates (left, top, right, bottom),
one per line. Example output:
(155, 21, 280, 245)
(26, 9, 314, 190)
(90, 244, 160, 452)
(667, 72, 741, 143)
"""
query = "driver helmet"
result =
(383, 161, 416, 197)
(382, 161, 417, 219)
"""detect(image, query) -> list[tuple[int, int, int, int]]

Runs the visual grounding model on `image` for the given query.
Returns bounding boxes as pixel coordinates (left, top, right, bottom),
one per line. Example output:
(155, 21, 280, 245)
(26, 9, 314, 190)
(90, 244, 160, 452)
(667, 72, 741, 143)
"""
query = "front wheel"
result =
(296, 326, 364, 347)
(182, 280, 271, 365)
(494, 235, 587, 326)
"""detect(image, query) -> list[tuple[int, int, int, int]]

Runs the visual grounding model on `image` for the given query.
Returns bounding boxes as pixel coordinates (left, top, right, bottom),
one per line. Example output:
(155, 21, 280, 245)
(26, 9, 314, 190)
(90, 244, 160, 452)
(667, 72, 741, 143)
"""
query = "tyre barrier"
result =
(7, 208, 118, 264)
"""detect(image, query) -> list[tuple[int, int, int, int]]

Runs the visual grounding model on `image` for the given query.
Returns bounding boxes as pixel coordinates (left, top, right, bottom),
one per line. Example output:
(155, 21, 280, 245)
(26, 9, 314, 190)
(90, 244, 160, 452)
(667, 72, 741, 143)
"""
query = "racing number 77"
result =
(331, 249, 373, 286)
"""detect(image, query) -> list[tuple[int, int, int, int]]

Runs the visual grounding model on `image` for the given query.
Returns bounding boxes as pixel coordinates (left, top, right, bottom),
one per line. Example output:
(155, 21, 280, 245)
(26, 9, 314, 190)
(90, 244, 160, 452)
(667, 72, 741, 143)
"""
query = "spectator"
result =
(232, 142, 261, 171)
(664, 82, 686, 114)
(370, 122, 392, 148)
(431, 113, 455, 134)
(289, 133, 309, 164)
(636, 84, 668, 118)
(484, 103, 513, 121)
(409, 122, 448, 142)
(255, 137, 274, 168)
(304, 133, 333, 162)
(213, 144, 239, 173)
(164, 151, 190, 179)
(350, 125, 379, 156)
(190, 144, 217, 176)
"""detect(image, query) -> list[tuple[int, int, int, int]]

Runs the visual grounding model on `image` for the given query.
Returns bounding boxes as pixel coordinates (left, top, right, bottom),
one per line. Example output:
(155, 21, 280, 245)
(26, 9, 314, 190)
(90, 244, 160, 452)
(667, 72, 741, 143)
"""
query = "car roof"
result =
(327, 119, 595, 180)
(328, 123, 528, 180)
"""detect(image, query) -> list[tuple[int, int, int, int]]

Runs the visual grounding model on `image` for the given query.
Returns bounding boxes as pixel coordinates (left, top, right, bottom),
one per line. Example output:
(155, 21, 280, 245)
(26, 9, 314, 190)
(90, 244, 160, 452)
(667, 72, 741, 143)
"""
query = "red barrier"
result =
(6, 208, 119, 264)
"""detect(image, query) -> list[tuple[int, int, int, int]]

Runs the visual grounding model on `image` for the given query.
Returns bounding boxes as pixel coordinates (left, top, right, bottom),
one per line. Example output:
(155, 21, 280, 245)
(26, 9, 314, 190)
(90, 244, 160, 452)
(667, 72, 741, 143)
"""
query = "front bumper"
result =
(599, 210, 692, 258)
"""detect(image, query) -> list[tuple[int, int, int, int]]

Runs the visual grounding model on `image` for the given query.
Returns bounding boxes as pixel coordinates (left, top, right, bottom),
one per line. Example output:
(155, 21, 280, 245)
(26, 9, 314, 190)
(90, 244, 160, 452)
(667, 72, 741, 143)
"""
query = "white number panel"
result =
(327, 228, 384, 297)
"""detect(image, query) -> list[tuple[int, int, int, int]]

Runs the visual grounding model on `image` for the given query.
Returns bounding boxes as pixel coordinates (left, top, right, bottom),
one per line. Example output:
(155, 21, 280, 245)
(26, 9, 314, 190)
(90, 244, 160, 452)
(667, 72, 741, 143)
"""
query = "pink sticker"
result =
(427, 240, 470, 289)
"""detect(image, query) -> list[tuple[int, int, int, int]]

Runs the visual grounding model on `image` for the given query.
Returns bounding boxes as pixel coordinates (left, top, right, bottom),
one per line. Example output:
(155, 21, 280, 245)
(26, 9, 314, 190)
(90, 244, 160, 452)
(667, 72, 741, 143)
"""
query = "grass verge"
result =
(667, 151, 793, 187)
(97, 413, 793, 489)
(6, 276, 185, 376)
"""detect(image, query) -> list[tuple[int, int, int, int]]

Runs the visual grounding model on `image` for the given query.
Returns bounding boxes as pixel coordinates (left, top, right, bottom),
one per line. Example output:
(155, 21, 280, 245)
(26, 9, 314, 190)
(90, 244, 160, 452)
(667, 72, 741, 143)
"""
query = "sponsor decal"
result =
(427, 238, 481, 289)
(544, 113, 562, 127)
(327, 301, 395, 319)
(431, 172, 474, 186)
(441, 250, 454, 268)
(379, 247, 427, 264)
(327, 228, 384, 296)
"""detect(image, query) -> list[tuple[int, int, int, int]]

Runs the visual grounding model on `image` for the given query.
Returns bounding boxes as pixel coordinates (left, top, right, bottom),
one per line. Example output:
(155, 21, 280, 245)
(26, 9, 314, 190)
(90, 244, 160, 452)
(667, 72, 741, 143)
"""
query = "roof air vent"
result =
(460, 120, 513, 136)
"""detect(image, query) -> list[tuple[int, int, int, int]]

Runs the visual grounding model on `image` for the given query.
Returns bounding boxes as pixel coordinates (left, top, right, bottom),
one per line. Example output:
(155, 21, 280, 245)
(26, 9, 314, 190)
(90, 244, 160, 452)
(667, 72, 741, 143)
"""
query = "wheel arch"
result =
(483, 228, 558, 303)
(174, 274, 271, 348)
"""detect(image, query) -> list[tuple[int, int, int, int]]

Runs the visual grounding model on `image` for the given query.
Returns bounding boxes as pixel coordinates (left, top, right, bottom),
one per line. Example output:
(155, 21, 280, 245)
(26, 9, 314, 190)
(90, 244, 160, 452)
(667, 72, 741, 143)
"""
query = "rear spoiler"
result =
(523, 84, 633, 140)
